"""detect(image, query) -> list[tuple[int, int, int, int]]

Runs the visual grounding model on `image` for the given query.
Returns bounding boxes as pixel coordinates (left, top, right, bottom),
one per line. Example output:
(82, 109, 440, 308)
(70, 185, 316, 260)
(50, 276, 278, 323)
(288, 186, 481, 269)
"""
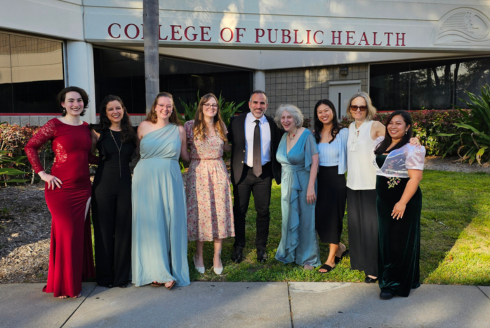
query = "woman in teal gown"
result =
(274, 104, 321, 269)
(132, 92, 190, 289)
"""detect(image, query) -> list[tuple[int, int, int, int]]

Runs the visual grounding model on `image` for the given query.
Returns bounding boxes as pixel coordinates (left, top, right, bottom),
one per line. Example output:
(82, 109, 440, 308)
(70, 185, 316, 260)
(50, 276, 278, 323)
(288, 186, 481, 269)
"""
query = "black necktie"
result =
(253, 119, 262, 177)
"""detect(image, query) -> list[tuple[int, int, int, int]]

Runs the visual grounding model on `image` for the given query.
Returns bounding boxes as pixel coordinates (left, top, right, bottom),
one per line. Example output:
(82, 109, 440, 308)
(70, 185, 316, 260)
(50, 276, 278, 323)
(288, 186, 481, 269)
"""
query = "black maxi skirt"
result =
(376, 159, 422, 297)
(315, 166, 347, 244)
(347, 188, 378, 277)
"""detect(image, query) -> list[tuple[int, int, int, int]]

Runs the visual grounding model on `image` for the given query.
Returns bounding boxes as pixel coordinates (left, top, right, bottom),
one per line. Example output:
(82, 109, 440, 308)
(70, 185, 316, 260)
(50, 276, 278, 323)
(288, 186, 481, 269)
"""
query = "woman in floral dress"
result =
(185, 93, 234, 275)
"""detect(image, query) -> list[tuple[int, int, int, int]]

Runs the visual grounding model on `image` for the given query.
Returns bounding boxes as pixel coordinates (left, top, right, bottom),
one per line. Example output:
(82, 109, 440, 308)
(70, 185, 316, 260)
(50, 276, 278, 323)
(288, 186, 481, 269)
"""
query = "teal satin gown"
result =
(131, 124, 190, 287)
(275, 129, 321, 267)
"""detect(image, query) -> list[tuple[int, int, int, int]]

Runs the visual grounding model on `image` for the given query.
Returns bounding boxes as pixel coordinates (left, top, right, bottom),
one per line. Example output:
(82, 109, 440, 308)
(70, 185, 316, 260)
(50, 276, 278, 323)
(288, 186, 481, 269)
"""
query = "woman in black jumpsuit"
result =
(91, 95, 136, 288)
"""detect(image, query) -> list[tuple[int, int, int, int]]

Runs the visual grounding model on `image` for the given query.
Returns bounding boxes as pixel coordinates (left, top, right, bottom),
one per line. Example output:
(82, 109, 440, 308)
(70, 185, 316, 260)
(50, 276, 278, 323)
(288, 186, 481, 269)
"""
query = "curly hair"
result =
(192, 93, 227, 141)
(93, 95, 136, 144)
(146, 92, 182, 125)
(57, 86, 89, 117)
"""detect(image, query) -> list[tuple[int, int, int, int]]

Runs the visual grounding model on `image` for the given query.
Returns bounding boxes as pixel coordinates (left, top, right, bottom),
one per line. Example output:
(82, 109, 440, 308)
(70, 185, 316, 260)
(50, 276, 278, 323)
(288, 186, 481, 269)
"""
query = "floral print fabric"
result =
(184, 121, 234, 241)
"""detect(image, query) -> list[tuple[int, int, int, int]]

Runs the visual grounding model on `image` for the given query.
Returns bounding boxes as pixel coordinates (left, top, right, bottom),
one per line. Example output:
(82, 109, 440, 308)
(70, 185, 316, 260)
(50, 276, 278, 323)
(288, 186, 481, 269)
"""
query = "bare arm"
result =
(306, 153, 319, 204)
(223, 142, 232, 153)
(179, 126, 190, 162)
(392, 169, 423, 220)
(91, 129, 100, 154)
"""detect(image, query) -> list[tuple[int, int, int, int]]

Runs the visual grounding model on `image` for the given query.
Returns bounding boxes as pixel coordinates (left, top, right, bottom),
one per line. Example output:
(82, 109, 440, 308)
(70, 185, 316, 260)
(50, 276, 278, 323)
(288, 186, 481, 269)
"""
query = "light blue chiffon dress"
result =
(131, 124, 190, 287)
(275, 129, 321, 267)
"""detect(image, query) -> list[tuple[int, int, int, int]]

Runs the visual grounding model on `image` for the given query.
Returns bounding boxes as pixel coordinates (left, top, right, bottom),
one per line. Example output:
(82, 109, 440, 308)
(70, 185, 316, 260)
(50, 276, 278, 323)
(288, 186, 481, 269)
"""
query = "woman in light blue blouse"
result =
(313, 99, 349, 273)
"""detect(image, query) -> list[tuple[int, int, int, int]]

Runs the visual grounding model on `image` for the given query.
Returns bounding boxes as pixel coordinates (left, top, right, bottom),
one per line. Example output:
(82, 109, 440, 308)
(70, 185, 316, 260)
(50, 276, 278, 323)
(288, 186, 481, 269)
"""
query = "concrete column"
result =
(253, 70, 266, 92)
(66, 41, 96, 124)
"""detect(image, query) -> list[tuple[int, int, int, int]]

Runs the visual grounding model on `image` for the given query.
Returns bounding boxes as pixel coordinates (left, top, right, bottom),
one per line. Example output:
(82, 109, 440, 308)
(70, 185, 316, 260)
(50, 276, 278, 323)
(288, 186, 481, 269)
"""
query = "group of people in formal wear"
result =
(25, 86, 425, 301)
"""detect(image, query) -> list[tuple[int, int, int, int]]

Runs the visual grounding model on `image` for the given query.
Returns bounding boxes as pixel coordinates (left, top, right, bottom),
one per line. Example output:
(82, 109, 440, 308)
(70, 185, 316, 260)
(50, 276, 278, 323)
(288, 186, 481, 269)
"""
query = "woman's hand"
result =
(392, 201, 406, 220)
(39, 171, 62, 190)
(307, 184, 316, 204)
(409, 136, 421, 147)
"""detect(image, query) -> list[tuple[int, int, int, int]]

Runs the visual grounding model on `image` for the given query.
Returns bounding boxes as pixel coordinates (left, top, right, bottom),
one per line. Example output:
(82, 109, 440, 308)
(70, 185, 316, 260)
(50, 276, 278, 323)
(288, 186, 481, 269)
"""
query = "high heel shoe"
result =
(194, 254, 205, 274)
(213, 252, 223, 275)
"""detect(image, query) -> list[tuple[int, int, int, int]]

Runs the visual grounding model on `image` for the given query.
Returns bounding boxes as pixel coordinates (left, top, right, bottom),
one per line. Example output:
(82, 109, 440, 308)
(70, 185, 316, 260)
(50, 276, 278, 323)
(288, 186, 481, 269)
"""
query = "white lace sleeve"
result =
(405, 144, 426, 171)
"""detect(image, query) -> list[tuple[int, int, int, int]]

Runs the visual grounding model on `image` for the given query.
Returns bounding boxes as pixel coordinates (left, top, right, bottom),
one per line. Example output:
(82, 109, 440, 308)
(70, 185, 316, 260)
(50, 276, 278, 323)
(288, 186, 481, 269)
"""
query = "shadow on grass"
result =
(417, 170, 490, 285)
(188, 170, 490, 285)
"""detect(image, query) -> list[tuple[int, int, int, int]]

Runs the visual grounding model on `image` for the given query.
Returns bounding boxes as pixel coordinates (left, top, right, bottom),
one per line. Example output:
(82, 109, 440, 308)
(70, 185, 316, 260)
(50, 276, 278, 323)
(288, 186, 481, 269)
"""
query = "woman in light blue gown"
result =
(132, 92, 190, 289)
(274, 104, 321, 269)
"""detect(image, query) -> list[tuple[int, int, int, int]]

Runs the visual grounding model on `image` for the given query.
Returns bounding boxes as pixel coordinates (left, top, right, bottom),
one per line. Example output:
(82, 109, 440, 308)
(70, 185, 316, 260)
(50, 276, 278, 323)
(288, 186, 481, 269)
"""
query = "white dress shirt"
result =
(244, 112, 271, 167)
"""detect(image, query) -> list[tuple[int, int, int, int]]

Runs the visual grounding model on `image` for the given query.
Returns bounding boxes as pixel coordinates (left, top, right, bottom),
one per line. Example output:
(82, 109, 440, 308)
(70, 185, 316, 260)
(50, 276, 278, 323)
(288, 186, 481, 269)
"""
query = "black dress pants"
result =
(92, 170, 132, 287)
(233, 163, 272, 248)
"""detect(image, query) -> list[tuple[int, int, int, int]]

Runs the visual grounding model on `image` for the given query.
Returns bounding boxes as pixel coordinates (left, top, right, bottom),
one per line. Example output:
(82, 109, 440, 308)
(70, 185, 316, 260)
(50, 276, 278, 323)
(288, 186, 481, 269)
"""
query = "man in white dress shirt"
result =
(227, 91, 282, 263)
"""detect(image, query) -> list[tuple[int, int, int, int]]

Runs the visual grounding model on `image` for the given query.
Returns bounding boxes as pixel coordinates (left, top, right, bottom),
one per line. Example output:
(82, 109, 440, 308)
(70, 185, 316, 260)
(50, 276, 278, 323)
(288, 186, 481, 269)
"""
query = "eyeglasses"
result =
(350, 105, 367, 112)
(204, 103, 218, 109)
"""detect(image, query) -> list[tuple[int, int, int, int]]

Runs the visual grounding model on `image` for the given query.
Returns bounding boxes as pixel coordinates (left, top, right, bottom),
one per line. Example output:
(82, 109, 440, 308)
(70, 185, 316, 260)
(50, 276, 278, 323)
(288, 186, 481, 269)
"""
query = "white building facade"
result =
(1, 0, 490, 125)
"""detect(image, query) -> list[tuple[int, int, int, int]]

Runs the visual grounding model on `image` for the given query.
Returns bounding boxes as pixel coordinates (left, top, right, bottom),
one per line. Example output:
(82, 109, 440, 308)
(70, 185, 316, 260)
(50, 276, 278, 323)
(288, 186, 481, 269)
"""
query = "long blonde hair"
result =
(193, 93, 227, 141)
(146, 92, 182, 125)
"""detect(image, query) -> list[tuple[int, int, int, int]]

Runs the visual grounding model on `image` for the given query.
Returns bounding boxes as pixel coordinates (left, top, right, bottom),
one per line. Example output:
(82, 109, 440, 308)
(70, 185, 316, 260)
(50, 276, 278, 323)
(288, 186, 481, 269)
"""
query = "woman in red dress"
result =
(25, 86, 95, 299)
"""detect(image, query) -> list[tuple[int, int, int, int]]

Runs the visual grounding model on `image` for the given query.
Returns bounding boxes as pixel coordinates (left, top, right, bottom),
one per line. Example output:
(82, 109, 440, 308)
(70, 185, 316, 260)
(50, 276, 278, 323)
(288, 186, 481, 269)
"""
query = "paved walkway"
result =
(1, 282, 489, 328)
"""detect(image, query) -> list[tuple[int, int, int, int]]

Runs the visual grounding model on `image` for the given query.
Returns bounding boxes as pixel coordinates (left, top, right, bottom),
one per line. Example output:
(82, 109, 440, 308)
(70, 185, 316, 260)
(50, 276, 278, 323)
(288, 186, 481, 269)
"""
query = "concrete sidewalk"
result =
(0, 282, 489, 328)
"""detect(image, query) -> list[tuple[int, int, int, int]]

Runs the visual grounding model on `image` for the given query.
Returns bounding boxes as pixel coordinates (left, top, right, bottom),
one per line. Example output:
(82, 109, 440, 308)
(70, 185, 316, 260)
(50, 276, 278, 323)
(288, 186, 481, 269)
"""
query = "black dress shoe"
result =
(231, 246, 244, 263)
(256, 247, 268, 263)
(365, 276, 378, 283)
(380, 291, 394, 300)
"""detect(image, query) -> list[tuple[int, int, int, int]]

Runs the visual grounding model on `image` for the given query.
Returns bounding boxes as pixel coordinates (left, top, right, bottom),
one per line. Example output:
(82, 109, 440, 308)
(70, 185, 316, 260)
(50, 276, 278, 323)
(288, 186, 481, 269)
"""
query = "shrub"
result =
(439, 85, 490, 164)
(0, 123, 53, 185)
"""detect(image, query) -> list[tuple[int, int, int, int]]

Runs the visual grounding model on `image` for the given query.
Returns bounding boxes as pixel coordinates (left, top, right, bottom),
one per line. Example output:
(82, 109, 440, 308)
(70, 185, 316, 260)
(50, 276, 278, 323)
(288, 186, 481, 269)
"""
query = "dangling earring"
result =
(405, 130, 408, 135)
(63, 109, 66, 114)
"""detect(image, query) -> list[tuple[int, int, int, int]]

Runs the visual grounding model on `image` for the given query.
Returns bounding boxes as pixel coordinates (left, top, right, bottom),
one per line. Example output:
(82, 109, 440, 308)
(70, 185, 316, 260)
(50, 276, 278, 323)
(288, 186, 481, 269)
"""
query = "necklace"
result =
(109, 130, 122, 178)
(288, 130, 297, 140)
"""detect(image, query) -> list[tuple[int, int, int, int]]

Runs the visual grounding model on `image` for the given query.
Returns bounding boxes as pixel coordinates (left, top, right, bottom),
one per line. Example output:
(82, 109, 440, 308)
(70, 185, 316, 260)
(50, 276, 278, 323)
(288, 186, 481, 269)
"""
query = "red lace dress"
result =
(25, 118, 95, 297)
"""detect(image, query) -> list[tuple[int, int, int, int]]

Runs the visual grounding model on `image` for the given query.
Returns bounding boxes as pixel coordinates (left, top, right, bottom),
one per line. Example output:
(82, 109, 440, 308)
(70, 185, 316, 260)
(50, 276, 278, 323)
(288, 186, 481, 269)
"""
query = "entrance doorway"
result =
(329, 80, 361, 119)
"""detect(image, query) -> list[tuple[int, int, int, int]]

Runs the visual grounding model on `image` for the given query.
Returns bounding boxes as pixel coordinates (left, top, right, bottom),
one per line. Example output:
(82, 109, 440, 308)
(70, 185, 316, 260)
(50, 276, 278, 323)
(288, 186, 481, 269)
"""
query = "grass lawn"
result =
(187, 170, 490, 285)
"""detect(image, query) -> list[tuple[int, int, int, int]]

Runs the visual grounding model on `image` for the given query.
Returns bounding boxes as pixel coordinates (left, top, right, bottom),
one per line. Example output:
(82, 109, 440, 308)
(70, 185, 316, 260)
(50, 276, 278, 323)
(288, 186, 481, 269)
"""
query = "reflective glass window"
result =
(0, 31, 64, 114)
(93, 47, 252, 114)
(371, 57, 490, 111)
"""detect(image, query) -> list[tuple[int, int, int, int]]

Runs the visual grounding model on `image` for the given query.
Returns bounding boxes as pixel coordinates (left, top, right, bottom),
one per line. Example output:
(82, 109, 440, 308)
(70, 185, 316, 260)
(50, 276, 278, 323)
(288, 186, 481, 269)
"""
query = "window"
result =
(0, 31, 64, 114)
(370, 57, 490, 111)
(93, 47, 252, 114)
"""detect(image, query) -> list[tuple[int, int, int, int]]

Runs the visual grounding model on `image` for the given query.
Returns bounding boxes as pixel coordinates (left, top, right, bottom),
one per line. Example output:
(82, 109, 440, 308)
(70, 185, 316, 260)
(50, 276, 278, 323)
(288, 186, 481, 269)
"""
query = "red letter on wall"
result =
(220, 28, 234, 42)
(281, 29, 291, 44)
(268, 29, 278, 43)
(184, 26, 197, 41)
(331, 31, 342, 45)
(108, 23, 121, 38)
(358, 32, 370, 46)
(200, 26, 212, 42)
(170, 25, 182, 41)
(124, 24, 140, 39)
(384, 32, 393, 46)
(313, 31, 324, 44)
(396, 33, 406, 46)
(236, 28, 246, 42)
(293, 30, 304, 44)
(255, 29, 265, 43)
(346, 31, 355, 45)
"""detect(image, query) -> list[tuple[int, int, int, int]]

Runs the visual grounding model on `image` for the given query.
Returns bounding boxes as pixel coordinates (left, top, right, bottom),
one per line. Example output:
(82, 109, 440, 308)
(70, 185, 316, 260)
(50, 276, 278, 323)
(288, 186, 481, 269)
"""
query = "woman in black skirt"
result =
(91, 95, 136, 288)
(313, 99, 349, 273)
